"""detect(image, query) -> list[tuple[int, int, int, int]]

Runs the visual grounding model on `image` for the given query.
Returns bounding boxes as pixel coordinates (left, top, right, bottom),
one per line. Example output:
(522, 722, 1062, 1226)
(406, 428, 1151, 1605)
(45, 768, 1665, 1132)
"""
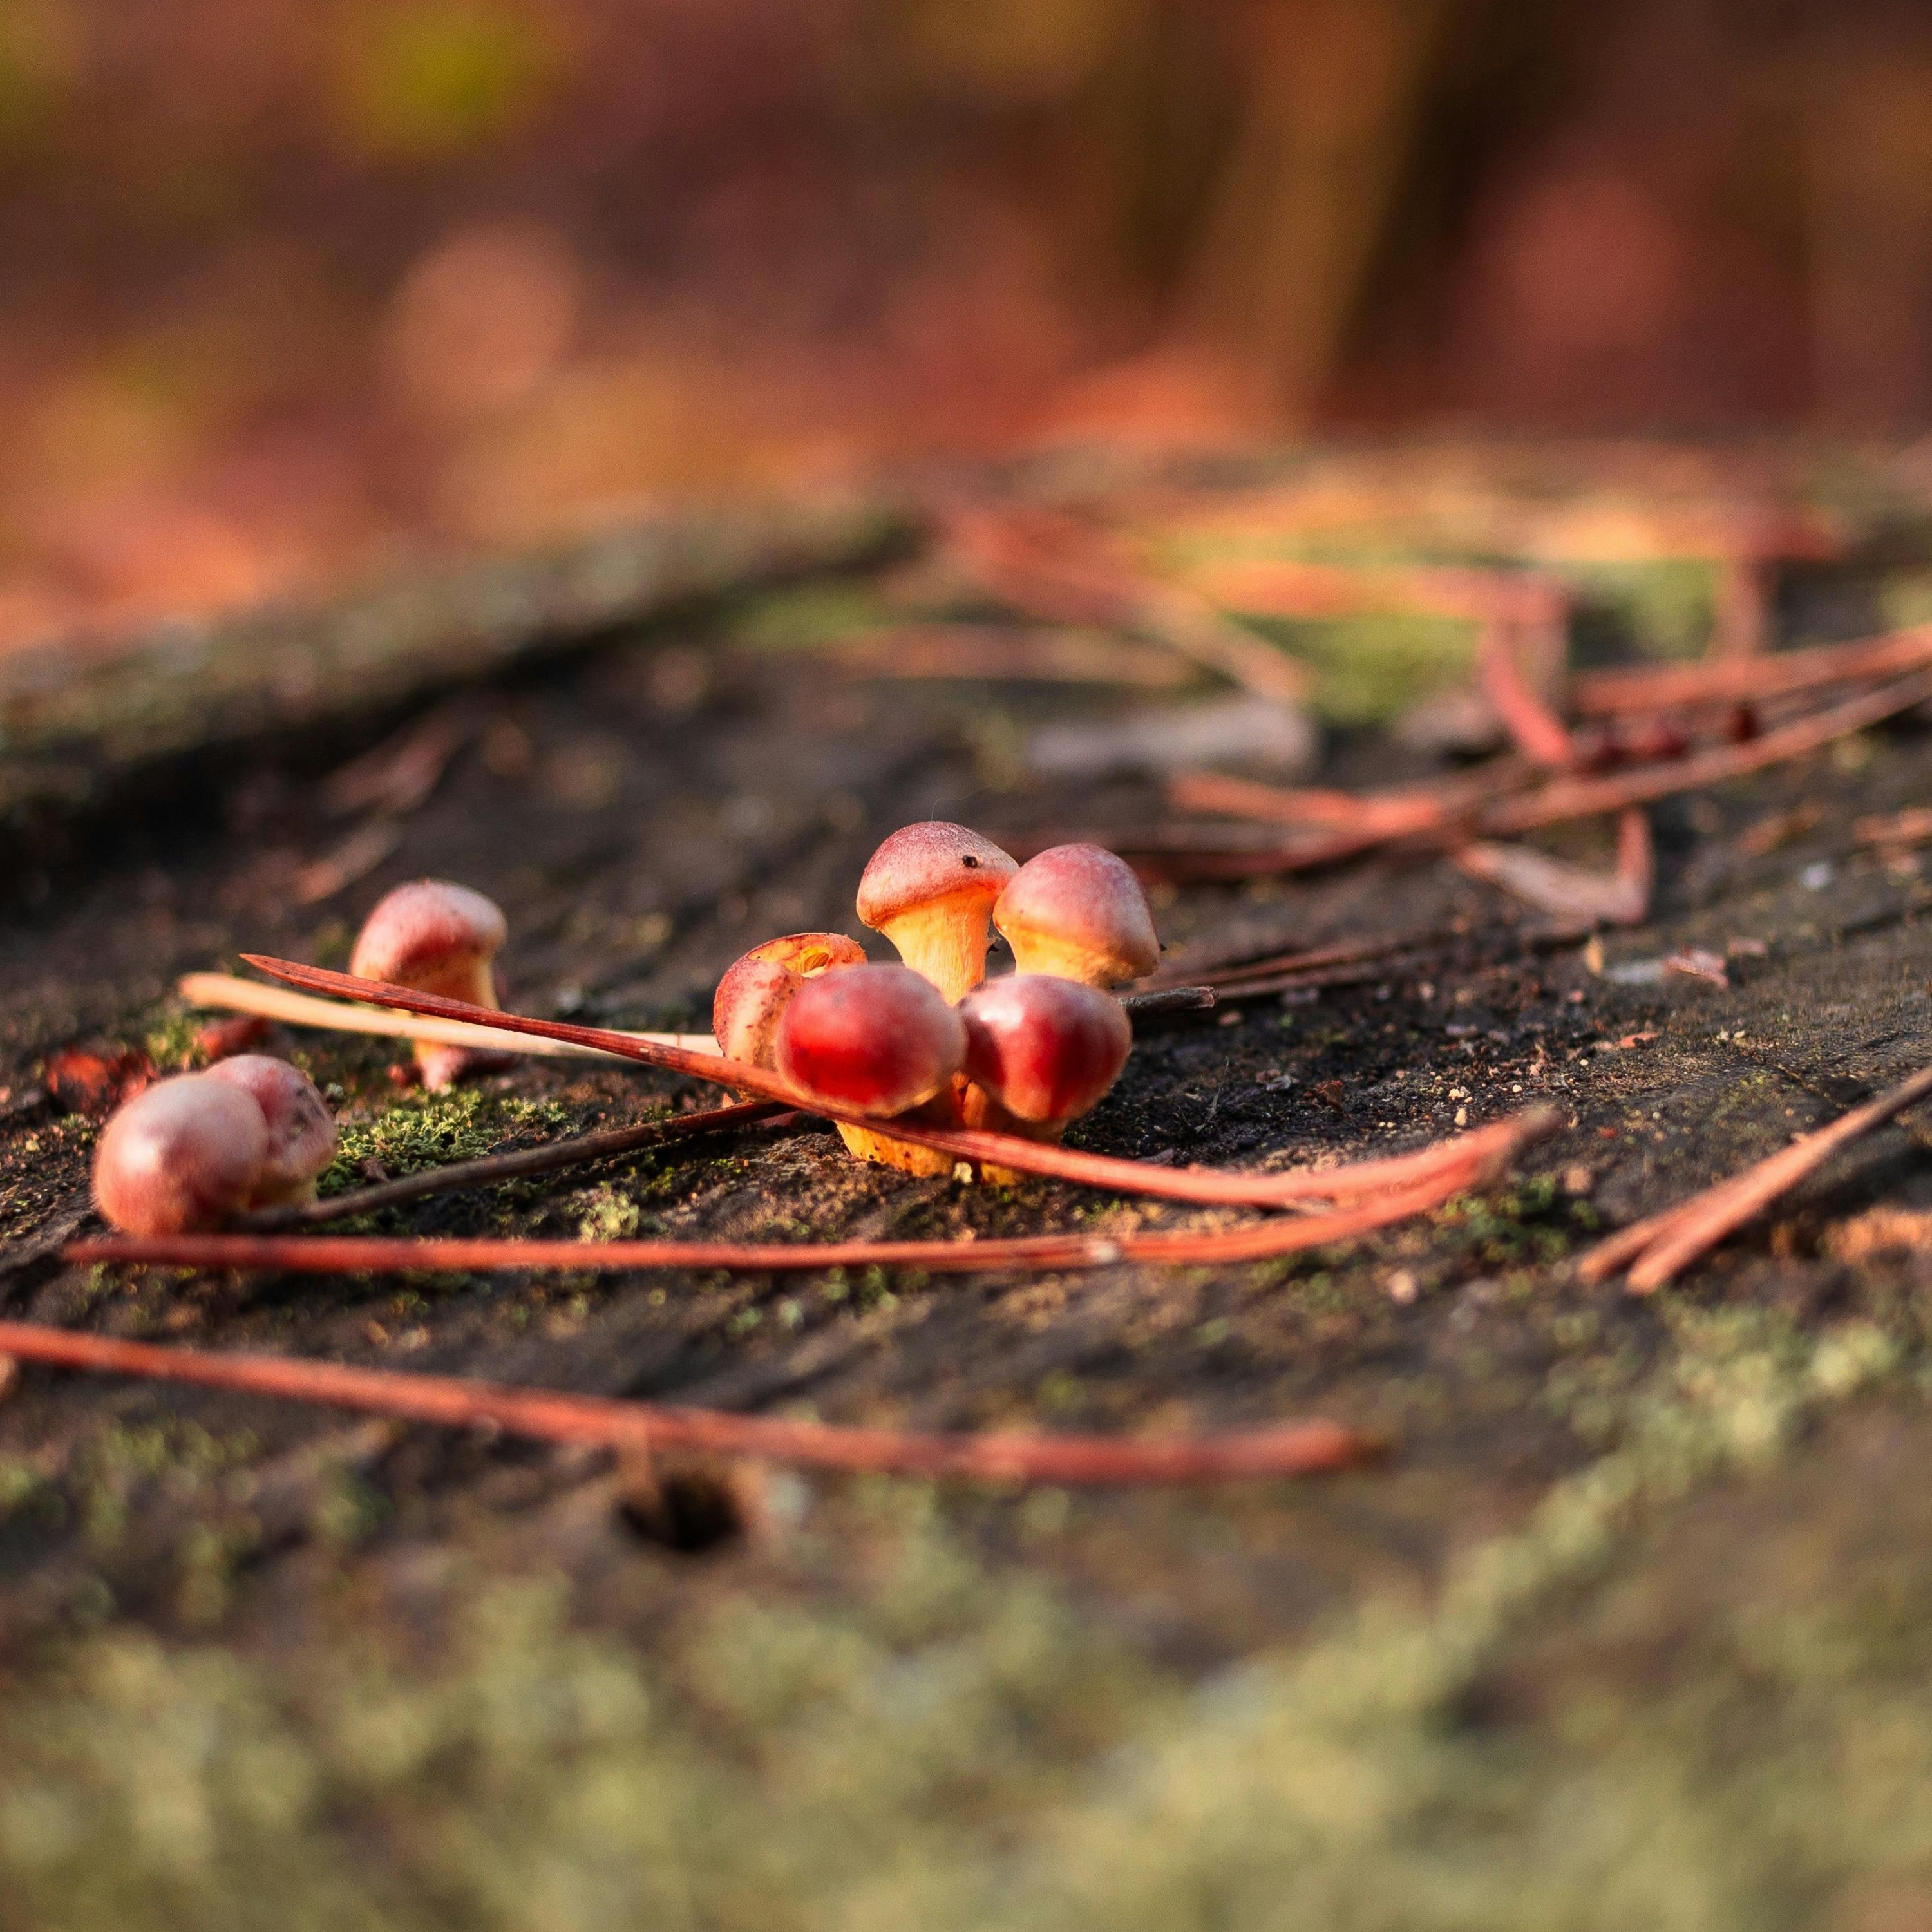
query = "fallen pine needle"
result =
(1140, 671, 1932, 883)
(1578, 1063, 1932, 1292)
(1476, 612, 1576, 768)
(0, 1319, 1379, 1485)
(1570, 623, 1932, 717)
(180, 972, 718, 1059)
(1854, 806, 1932, 851)
(236, 954, 1558, 1209)
(1479, 672, 1932, 836)
(1455, 808, 1652, 926)
(70, 1162, 1501, 1277)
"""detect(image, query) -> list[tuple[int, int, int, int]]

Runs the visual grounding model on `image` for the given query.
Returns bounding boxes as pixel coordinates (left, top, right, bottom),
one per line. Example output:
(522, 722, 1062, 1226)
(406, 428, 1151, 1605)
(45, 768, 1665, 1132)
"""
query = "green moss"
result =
(325, 1089, 573, 1193)
(140, 1010, 205, 1072)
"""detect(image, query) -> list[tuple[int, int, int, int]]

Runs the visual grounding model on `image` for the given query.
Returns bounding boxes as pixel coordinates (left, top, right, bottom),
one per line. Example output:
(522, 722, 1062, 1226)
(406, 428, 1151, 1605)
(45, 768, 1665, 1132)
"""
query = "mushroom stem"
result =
(1003, 931, 1124, 985)
(876, 904, 998, 1005)
(835, 1099, 965, 1178)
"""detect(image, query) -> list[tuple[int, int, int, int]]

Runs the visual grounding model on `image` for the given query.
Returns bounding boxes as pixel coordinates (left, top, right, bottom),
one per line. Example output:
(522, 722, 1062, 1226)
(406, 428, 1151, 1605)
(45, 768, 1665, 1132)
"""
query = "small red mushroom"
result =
(712, 932, 867, 1071)
(349, 880, 509, 1089)
(92, 1074, 270, 1236)
(992, 842, 1159, 988)
(958, 974, 1132, 1137)
(202, 1055, 339, 1205)
(93, 1061, 341, 1235)
(774, 962, 967, 1175)
(856, 822, 1018, 1003)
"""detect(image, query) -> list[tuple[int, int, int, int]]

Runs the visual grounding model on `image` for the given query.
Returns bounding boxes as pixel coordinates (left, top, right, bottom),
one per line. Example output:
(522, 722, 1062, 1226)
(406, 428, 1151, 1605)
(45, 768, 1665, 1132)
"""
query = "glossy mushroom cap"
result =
(855, 822, 1018, 1003)
(992, 843, 1159, 988)
(774, 963, 966, 1118)
(350, 879, 507, 1001)
(204, 1055, 338, 1204)
(350, 879, 509, 1088)
(92, 1074, 270, 1236)
(713, 933, 867, 1070)
(959, 975, 1132, 1124)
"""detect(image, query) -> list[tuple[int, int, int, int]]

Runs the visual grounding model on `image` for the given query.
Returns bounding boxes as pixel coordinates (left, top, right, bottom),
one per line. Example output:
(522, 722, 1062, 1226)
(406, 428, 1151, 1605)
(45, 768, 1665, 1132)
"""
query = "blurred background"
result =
(1, 0, 1929, 655)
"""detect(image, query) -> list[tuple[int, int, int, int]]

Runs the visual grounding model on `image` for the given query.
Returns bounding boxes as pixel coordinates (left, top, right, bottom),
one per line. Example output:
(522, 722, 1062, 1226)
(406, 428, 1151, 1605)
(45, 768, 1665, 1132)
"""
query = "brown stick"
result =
(235, 956, 1557, 1208)
(1570, 625, 1932, 717)
(0, 1318, 1379, 1485)
(1578, 1063, 1932, 1292)
(240, 1100, 787, 1233)
(1119, 985, 1218, 1018)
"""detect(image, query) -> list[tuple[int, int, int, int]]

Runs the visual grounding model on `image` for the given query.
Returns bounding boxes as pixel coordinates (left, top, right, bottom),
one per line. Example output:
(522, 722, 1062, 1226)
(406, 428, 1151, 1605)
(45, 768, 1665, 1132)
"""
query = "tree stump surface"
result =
(1, 465, 1929, 1927)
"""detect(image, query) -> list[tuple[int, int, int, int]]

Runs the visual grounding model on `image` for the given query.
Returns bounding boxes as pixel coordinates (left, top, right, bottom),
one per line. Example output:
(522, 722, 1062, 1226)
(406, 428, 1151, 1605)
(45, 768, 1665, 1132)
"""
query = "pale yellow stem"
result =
(879, 897, 996, 1003)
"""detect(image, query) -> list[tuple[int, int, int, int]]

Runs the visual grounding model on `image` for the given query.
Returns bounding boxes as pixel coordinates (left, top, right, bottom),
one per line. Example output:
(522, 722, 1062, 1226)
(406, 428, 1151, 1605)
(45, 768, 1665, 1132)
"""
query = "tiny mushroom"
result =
(856, 822, 1018, 1004)
(349, 879, 509, 1088)
(992, 842, 1159, 988)
(774, 961, 967, 1174)
(202, 1054, 339, 1205)
(958, 975, 1132, 1142)
(93, 1073, 271, 1236)
(713, 932, 867, 1071)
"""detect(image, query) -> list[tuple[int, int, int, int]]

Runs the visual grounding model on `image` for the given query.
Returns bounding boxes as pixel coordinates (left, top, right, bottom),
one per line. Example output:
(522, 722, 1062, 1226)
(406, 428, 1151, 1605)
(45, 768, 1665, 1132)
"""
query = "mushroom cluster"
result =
(93, 1056, 337, 1236)
(716, 824, 1159, 1177)
(104, 830, 1152, 1227)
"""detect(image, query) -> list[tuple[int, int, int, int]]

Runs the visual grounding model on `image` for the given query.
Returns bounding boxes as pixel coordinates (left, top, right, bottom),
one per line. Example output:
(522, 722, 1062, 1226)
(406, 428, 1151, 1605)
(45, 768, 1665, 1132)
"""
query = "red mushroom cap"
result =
(712, 932, 867, 1069)
(204, 1055, 338, 1204)
(774, 963, 965, 1118)
(349, 880, 507, 999)
(91, 1074, 270, 1236)
(958, 975, 1132, 1124)
(855, 822, 1018, 930)
(992, 843, 1159, 987)
(855, 822, 1019, 1002)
